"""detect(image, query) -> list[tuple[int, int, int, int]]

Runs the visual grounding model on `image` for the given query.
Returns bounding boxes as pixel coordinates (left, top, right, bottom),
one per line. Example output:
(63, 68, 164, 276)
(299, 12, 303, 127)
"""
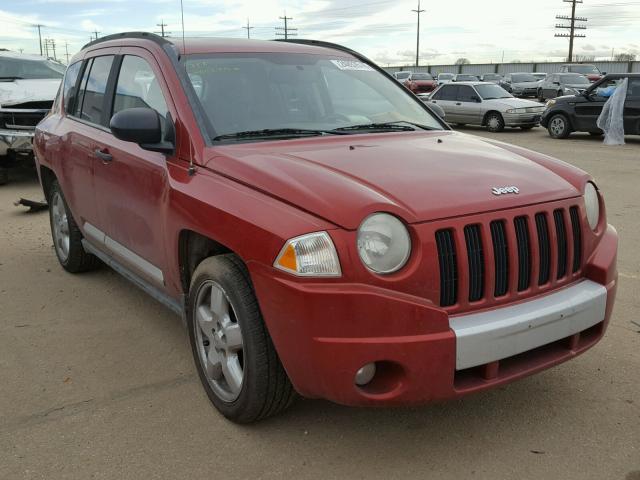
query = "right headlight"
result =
(357, 213, 411, 274)
(584, 182, 600, 230)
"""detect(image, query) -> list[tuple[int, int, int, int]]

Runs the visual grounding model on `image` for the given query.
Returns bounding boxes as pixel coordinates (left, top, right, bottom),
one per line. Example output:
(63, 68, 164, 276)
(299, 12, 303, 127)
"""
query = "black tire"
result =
(0, 167, 8, 186)
(537, 89, 545, 102)
(188, 254, 296, 423)
(48, 180, 100, 273)
(485, 112, 505, 132)
(547, 113, 571, 139)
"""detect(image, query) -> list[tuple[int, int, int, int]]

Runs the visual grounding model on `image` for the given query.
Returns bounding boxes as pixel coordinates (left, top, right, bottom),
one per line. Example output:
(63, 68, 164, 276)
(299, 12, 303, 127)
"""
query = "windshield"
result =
(483, 74, 501, 80)
(456, 75, 478, 81)
(396, 72, 410, 79)
(0, 57, 65, 79)
(570, 65, 599, 75)
(438, 74, 454, 80)
(412, 73, 433, 80)
(184, 53, 443, 140)
(475, 84, 513, 100)
(559, 74, 590, 85)
(511, 74, 537, 83)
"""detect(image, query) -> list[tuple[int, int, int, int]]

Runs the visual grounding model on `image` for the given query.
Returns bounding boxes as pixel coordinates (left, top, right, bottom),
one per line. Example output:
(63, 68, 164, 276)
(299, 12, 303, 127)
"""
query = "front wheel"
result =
(547, 114, 571, 139)
(188, 254, 296, 423)
(485, 112, 505, 132)
(537, 89, 545, 102)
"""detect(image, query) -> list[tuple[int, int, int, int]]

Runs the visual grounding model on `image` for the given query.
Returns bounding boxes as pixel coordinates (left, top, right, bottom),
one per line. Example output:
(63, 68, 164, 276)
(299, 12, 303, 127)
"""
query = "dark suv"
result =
(541, 73, 640, 138)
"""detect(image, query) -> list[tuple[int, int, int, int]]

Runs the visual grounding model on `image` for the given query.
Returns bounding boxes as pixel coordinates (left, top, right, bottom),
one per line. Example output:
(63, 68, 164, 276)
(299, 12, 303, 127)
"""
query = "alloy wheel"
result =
(194, 280, 244, 402)
(51, 192, 70, 262)
(549, 116, 566, 137)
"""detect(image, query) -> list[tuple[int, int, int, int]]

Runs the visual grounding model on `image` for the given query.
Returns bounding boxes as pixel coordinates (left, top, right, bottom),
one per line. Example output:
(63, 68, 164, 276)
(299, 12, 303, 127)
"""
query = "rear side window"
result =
(434, 85, 458, 101)
(112, 56, 169, 120)
(62, 61, 82, 113)
(76, 55, 114, 126)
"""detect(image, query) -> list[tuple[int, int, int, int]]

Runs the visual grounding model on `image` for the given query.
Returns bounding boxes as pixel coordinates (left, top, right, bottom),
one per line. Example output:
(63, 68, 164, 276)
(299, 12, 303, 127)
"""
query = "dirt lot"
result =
(0, 129, 638, 480)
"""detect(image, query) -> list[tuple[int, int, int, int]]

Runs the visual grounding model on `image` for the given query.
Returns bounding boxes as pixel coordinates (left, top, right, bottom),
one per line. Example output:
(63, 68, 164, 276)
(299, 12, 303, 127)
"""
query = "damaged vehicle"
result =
(0, 51, 63, 184)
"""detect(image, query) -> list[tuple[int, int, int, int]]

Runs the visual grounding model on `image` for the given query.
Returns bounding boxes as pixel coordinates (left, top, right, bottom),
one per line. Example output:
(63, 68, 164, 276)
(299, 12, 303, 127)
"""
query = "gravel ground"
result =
(0, 128, 638, 480)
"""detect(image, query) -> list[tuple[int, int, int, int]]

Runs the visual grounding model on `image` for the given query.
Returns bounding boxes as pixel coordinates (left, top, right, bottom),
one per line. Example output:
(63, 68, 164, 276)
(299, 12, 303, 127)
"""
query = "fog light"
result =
(355, 363, 376, 386)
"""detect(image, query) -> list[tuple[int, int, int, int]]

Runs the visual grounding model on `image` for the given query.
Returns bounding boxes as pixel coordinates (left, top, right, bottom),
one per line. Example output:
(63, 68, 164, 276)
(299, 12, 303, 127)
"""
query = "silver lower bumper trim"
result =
(0, 129, 35, 155)
(450, 280, 607, 370)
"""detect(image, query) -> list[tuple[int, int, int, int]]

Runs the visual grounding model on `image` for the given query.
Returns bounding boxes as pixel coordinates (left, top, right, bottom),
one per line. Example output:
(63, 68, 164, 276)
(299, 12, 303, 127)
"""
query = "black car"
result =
(541, 74, 640, 139)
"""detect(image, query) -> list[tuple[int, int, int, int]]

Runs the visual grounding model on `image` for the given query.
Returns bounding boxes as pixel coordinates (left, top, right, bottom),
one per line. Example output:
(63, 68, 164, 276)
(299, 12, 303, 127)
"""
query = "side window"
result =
(440, 85, 459, 101)
(62, 61, 82, 113)
(77, 55, 115, 126)
(457, 85, 477, 102)
(432, 87, 445, 100)
(626, 79, 640, 101)
(73, 59, 92, 118)
(112, 55, 169, 121)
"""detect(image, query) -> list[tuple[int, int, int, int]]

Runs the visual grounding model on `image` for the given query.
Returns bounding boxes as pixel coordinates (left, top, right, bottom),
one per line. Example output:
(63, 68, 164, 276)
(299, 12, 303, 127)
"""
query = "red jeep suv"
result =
(34, 33, 618, 423)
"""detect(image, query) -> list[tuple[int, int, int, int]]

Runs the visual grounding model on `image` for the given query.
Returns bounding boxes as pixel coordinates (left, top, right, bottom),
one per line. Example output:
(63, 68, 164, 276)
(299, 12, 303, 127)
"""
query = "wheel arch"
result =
(39, 164, 57, 202)
(178, 229, 235, 294)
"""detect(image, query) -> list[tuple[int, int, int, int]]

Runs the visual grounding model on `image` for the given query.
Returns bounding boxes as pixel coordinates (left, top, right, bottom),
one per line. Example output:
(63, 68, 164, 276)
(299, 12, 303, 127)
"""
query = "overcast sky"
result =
(1, 0, 639, 65)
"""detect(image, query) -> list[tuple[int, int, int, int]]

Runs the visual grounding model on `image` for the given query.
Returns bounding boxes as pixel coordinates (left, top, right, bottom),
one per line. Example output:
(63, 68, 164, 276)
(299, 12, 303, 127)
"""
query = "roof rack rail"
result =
(82, 31, 171, 50)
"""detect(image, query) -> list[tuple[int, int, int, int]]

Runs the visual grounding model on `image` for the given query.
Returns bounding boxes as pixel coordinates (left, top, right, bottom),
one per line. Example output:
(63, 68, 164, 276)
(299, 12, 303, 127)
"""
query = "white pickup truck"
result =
(0, 51, 63, 184)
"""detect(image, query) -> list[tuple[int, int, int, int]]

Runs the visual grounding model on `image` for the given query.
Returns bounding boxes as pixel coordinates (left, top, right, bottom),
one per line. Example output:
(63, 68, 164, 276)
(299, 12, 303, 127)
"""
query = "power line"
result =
(412, 0, 425, 68)
(275, 12, 297, 39)
(555, 0, 587, 62)
(155, 20, 170, 37)
(242, 18, 254, 39)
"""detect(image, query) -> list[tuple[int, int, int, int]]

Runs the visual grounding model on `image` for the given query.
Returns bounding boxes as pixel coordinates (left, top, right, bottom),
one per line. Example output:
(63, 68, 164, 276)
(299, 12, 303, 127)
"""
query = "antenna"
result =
(179, 0, 195, 176)
(180, 0, 186, 54)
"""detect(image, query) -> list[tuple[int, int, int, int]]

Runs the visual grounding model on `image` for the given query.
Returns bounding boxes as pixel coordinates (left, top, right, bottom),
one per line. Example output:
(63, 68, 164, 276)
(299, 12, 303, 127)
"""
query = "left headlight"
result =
(584, 182, 600, 230)
(357, 213, 411, 274)
(274, 231, 341, 277)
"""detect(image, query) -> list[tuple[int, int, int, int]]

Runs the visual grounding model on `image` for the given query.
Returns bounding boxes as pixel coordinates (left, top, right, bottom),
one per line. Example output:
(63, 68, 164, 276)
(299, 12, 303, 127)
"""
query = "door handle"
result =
(431, 100, 437, 103)
(456, 102, 462, 105)
(94, 148, 113, 163)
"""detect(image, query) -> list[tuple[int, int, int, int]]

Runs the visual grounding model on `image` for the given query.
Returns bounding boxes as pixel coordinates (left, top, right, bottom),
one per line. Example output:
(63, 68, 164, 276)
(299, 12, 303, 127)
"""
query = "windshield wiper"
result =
(332, 121, 436, 133)
(0, 76, 24, 81)
(213, 128, 348, 141)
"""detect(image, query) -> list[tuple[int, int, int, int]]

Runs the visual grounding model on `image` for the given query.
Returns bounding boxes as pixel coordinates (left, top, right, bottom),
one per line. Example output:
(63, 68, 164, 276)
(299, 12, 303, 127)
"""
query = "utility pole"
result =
(43, 38, 49, 58)
(275, 12, 297, 39)
(412, 0, 425, 68)
(155, 20, 170, 37)
(50, 39, 57, 61)
(242, 18, 254, 39)
(64, 42, 70, 64)
(92, 30, 101, 41)
(555, 0, 587, 63)
(34, 24, 43, 56)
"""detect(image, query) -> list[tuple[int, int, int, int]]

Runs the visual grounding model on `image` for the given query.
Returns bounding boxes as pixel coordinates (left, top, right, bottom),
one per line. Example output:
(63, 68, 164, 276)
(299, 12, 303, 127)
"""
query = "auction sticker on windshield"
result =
(331, 59, 374, 71)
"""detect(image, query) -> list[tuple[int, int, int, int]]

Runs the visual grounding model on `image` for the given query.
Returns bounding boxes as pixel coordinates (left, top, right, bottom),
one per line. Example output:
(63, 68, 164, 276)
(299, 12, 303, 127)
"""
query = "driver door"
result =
(92, 49, 178, 288)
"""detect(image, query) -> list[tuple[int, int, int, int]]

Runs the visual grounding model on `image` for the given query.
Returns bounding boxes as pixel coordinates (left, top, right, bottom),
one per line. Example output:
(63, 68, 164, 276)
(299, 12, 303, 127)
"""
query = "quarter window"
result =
(112, 55, 169, 121)
(62, 61, 82, 113)
(76, 55, 115, 126)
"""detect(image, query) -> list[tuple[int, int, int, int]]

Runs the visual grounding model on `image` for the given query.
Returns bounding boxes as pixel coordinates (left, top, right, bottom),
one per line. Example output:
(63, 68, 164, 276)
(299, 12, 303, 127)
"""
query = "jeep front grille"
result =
(435, 205, 583, 308)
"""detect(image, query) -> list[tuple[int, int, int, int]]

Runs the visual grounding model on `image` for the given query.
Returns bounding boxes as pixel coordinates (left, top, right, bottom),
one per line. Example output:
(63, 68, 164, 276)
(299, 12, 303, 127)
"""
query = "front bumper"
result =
(249, 224, 617, 407)
(503, 112, 542, 127)
(0, 129, 35, 156)
(512, 89, 538, 98)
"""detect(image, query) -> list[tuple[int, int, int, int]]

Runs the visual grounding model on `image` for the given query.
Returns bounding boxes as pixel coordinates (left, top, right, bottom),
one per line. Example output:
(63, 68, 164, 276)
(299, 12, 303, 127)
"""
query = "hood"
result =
(201, 131, 580, 229)
(492, 97, 542, 109)
(512, 81, 539, 88)
(0, 79, 60, 107)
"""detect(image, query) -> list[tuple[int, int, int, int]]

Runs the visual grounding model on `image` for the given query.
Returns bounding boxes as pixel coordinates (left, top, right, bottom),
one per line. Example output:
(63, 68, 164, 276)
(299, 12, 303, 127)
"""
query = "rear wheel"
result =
(547, 114, 571, 139)
(48, 180, 100, 272)
(485, 112, 505, 132)
(188, 254, 296, 423)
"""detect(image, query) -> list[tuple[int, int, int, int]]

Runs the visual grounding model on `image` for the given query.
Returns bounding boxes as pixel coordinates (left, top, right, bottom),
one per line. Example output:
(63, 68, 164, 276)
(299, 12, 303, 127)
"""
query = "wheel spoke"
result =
(196, 305, 214, 338)
(222, 355, 243, 394)
(205, 347, 223, 380)
(210, 286, 228, 318)
(224, 323, 243, 352)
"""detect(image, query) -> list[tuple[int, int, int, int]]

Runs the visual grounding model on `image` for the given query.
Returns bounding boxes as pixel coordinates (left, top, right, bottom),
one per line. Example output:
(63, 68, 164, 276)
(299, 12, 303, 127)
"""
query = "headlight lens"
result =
(357, 213, 411, 274)
(274, 231, 341, 277)
(584, 182, 600, 230)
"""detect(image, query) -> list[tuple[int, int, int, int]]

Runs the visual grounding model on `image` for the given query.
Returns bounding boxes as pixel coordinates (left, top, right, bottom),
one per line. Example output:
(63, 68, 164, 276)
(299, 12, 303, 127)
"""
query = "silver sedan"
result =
(428, 82, 545, 132)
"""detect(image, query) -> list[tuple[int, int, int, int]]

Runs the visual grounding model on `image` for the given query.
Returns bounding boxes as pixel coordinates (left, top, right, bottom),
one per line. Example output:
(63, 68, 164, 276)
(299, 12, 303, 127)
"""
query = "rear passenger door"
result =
(454, 85, 482, 124)
(430, 85, 459, 121)
(62, 53, 118, 236)
(92, 49, 176, 288)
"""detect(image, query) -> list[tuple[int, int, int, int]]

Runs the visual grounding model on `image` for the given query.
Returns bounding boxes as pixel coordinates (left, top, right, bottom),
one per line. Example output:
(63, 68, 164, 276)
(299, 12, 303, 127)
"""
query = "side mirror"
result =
(553, 81, 560, 85)
(110, 107, 174, 154)
(601, 72, 607, 75)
